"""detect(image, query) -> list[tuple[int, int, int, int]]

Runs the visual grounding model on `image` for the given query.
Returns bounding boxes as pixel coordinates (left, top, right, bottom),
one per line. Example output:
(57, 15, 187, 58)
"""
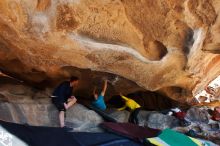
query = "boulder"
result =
(185, 107, 210, 123)
(108, 110, 130, 123)
(0, 101, 104, 132)
(137, 111, 179, 130)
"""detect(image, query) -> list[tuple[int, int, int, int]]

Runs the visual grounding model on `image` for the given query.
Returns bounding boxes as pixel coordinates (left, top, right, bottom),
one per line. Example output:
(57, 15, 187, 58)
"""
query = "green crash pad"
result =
(158, 129, 197, 146)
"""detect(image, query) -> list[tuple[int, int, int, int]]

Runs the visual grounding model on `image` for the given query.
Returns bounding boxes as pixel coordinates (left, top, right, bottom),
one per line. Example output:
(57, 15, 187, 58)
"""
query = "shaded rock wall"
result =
(0, 0, 220, 104)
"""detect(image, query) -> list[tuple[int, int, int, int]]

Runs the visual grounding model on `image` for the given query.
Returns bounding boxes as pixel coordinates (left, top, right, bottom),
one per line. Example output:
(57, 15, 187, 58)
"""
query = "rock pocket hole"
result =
(146, 40, 168, 61)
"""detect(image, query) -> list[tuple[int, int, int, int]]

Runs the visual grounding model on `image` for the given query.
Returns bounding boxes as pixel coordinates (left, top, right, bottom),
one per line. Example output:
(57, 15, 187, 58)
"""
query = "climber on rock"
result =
(51, 76, 79, 128)
(91, 79, 109, 111)
(118, 93, 141, 124)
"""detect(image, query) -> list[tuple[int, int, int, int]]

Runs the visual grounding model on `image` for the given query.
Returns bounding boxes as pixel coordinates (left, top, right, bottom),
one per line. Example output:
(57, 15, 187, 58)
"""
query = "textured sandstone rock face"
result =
(0, 0, 220, 104)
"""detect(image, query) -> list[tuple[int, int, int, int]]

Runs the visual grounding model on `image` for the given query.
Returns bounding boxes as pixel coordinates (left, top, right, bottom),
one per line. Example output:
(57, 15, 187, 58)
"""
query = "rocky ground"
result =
(137, 108, 220, 145)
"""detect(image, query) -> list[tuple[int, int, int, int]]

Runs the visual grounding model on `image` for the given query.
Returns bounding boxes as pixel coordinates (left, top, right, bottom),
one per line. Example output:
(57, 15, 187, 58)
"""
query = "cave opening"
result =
(0, 67, 183, 111)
